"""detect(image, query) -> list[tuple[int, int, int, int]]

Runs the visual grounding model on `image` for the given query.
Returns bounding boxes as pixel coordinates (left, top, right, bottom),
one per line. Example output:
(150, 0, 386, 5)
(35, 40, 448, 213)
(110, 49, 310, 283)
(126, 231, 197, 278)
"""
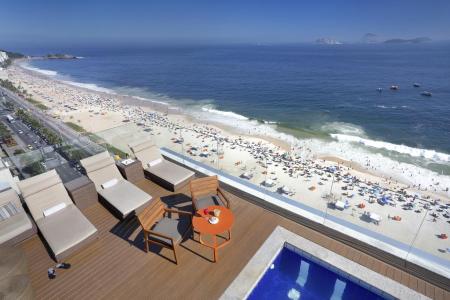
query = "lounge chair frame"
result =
(137, 198, 192, 264)
(189, 176, 230, 211)
(128, 142, 194, 192)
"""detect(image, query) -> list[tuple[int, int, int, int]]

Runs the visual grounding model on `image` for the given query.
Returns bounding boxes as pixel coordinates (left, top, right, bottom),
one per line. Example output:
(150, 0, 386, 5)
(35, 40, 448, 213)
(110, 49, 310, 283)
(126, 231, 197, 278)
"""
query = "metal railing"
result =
(161, 147, 450, 283)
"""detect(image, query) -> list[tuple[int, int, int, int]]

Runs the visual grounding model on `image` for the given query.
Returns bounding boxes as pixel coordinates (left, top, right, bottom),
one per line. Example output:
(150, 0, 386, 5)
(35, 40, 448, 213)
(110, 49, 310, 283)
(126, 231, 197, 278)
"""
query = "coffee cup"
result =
(214, 209, 221, 217)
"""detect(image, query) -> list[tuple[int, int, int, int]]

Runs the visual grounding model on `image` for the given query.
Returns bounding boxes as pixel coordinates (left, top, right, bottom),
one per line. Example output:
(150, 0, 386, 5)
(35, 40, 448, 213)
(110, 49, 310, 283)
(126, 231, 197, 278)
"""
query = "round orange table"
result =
(192, 205, 234, 262)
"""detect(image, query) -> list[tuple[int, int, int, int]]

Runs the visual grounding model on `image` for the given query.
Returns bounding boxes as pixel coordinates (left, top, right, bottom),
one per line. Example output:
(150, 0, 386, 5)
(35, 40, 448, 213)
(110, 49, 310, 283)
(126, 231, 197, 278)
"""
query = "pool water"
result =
(247, 247, 390, 300)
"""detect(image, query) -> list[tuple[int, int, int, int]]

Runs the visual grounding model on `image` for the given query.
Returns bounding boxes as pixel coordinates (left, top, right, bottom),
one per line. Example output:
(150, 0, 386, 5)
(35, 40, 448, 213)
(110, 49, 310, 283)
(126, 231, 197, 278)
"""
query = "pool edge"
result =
(220, 226, 430, 300)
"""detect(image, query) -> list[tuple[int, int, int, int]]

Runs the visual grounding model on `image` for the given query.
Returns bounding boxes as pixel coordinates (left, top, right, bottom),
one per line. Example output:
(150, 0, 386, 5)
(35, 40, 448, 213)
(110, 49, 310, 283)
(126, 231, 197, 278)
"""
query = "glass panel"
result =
(94, 119, 450, 273)
(162, 147, 450, 275)
(16, 106, 444, 275)
(7, 148, 84, 182)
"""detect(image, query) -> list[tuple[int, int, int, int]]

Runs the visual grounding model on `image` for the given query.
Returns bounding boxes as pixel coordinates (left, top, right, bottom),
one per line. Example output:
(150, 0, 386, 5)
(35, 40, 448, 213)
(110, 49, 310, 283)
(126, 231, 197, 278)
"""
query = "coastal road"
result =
(0, 103, 81, 182)
(0, 114, 45, 150)
(0, 87, 102, 155)
(0, 104, 82, 181)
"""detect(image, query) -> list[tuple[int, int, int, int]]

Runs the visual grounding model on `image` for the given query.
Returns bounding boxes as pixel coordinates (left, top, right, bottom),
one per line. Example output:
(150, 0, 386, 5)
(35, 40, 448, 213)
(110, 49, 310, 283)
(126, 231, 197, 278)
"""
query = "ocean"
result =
(20, 43, 450, 182)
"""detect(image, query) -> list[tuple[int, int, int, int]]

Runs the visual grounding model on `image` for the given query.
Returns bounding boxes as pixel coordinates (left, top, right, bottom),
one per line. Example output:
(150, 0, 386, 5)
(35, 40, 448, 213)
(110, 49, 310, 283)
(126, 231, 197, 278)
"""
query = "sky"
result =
(1, 0, 450, 48)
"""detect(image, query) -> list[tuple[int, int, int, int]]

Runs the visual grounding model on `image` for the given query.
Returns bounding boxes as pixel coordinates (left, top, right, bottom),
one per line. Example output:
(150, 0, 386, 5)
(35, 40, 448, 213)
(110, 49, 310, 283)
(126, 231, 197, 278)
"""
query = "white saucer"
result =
(208, 217, 219, 224)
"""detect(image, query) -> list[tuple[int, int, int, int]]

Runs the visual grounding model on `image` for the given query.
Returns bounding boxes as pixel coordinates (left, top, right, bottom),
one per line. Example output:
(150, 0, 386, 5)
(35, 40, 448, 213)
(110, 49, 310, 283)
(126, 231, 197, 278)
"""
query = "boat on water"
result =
(421, 91, 432, 97)
(390, 85, 399, 90)
(413, 83, 420, 87)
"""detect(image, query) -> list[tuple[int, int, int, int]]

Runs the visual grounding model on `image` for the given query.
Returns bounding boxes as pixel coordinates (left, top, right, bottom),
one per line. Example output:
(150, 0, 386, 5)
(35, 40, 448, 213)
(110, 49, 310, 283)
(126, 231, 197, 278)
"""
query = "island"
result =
(45, 53, 79, 59)
(315, 38, 343, 45)
(384, 37, 432, 44)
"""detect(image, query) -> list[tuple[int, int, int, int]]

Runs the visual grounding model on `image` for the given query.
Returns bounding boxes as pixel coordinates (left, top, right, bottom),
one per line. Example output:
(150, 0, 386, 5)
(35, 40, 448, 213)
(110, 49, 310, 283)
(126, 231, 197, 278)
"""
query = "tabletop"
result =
(192, 205, 234, 235)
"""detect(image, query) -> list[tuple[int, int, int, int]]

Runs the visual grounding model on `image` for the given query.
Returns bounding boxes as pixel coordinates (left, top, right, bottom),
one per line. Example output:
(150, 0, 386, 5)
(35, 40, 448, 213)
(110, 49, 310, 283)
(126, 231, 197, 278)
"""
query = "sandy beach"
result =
(1, 60, 449, 262)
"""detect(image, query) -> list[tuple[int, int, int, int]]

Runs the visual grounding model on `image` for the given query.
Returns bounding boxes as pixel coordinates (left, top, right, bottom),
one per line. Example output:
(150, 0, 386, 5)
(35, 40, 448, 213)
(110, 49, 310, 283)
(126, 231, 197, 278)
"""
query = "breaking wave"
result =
(60, 80, 115, 94)
(20, 61, 114, 94)
(331, 134, 450, 163)
(20, 62, 58, 76)
(201, 106, 249, 121)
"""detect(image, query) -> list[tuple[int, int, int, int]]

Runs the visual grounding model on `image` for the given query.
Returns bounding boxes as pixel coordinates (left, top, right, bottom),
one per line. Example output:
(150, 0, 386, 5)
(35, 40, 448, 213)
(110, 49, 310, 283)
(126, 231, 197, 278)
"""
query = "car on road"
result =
(27, 144, 33, 150)
(18, 130, 23, 134)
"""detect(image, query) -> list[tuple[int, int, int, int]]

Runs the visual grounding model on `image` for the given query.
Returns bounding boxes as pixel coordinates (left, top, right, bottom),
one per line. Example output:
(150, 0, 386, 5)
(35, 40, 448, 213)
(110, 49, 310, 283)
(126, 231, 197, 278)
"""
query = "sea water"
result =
(20, 43, 450, 190)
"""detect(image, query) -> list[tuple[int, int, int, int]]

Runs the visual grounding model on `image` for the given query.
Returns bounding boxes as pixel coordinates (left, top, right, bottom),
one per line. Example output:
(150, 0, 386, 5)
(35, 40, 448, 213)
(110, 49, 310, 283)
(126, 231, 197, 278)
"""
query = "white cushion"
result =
(43, 202, 67, 217)
(148, 158, 163, 168)
(101, 178, 119, 189)
(98, 180, 152, 218)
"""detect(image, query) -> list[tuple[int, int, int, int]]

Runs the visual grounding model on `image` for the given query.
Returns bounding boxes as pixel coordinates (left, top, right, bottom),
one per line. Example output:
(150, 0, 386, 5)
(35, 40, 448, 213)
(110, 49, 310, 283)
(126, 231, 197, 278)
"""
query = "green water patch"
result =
(274, 122, 332, 140)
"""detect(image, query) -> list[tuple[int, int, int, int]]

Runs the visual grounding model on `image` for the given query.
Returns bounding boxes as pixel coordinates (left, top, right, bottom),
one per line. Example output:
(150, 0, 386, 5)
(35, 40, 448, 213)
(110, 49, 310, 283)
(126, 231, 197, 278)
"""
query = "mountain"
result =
(315, 38, 343, 45)
(384, 37, 432, 44)
(361, 33, 378, 43)
(45, 53, 78, 59)
(0, 49, 25, 68)
(0, 51, 8, 68)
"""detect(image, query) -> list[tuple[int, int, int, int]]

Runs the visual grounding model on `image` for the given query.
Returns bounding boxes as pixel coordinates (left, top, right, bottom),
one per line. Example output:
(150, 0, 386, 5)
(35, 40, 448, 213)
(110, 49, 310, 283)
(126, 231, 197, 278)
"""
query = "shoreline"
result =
(2, 59, 450, 262)
(9, 59, 450, 199)
(15, 60, 450, 181)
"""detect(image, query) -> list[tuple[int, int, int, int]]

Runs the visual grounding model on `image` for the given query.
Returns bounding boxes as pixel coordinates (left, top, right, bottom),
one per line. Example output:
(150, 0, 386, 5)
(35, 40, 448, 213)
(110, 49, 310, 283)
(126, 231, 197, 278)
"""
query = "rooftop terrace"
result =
(17, 177, 449, 299)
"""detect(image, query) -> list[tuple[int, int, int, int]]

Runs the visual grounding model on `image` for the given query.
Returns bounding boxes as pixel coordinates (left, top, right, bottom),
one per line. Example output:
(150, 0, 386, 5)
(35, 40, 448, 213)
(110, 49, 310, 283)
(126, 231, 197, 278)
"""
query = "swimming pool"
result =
(247, 246, 392, 300)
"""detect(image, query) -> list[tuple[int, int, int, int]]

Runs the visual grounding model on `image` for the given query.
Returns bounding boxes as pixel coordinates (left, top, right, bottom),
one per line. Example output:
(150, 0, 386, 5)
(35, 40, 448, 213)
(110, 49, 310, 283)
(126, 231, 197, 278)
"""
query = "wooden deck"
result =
(18, 179, 449, 300)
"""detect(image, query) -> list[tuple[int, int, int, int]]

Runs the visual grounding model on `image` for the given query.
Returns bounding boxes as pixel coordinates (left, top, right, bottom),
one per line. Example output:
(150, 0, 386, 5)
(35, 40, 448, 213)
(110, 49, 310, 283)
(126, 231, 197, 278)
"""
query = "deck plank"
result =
(14, 178, 444, 299)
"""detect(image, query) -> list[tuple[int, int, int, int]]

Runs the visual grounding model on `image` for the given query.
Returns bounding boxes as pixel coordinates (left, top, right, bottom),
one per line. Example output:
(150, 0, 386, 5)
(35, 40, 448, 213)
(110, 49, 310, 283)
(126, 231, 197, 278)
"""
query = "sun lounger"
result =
(80, 151, 152, 219)
(17, 170, 97, 262)
(0, 188, 36, 247)
(129, 141, 195, 192)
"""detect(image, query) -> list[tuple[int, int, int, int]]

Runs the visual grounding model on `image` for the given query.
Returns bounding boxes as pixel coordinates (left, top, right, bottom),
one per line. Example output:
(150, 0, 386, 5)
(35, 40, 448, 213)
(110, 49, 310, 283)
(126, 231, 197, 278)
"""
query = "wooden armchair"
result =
(137, 198, 192, 264)
(189, 175, 230, 211)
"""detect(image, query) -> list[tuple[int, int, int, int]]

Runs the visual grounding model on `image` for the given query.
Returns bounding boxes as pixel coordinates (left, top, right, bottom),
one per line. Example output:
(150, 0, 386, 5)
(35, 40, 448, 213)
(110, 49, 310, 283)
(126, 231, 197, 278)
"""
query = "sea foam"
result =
(21, 63, 58, 76)
(20, 62, 115, 94)
(189, 107, 450, 195)
(320, 122, 366, 136)
(331, 134, 450, 163)
(201, 106, 249, 121)
(60, 80, 115, 94)
(132, 95, 167, 105)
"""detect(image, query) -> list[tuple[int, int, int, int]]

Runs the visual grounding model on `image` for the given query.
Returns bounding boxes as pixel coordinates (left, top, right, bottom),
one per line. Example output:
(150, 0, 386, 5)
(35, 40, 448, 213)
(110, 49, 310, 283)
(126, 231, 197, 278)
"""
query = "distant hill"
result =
(0, 49, 25, 68)
(45, 53, 78, 59)
(315, 38, 343, 45)
(384, 37, 432, 44)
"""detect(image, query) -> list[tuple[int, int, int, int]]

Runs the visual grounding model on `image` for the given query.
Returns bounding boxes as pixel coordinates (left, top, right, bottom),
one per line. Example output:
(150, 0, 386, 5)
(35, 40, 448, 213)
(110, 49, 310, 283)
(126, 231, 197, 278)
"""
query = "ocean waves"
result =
(330, 133, 450, 163)
(60, 80, 115, 94)
(201, 105, 249, 121)
(184, 108, 450, 194)
(20, 61, 115, 94)
(374, 105, 408, 109)
(320, 122, 366, 136)
(20, 62, 58, 76)
(16, 59, 450, 196)
(19, 60, 450, 169)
